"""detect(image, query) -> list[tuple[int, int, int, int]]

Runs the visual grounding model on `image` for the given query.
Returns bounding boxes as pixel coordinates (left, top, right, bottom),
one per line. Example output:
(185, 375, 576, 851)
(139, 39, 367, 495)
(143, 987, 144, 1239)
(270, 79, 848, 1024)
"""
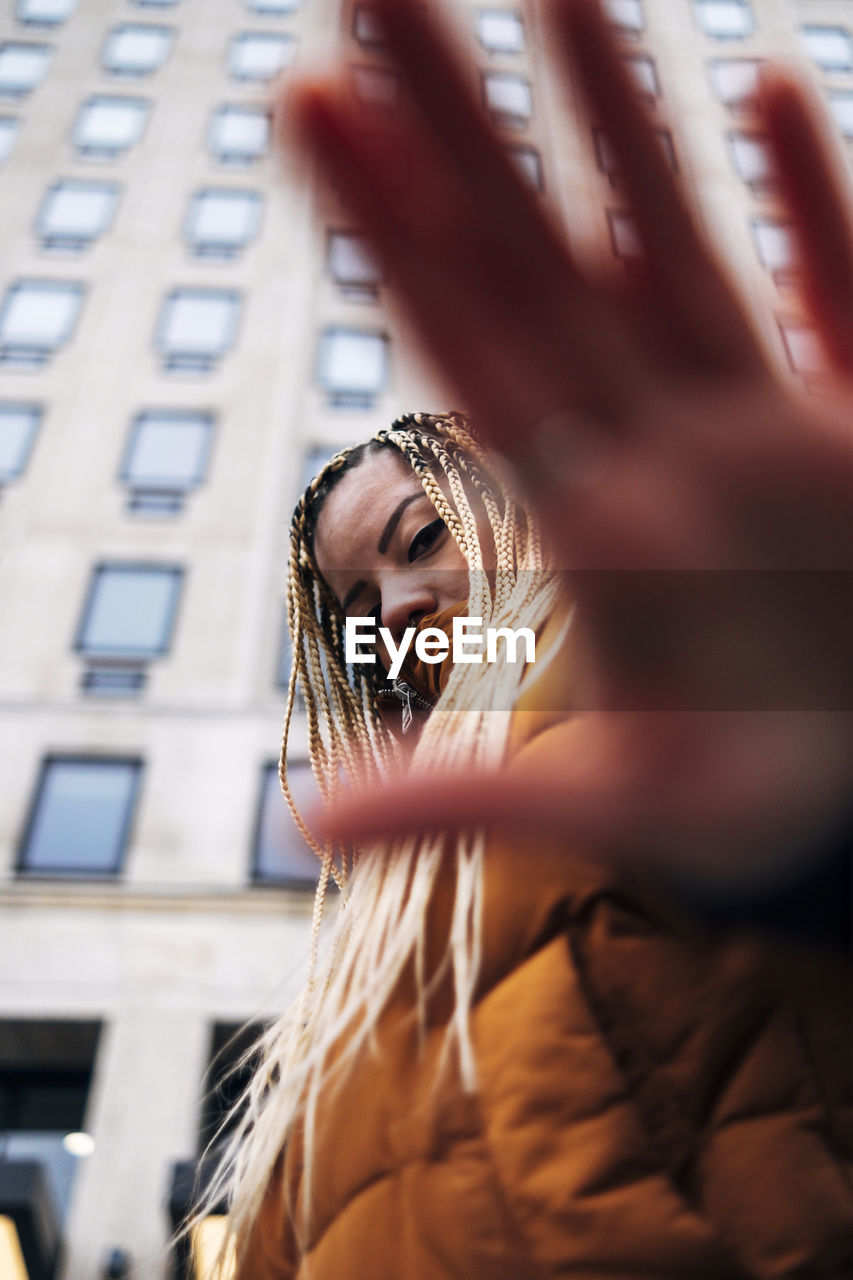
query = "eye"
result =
(408, 518, 446, 563)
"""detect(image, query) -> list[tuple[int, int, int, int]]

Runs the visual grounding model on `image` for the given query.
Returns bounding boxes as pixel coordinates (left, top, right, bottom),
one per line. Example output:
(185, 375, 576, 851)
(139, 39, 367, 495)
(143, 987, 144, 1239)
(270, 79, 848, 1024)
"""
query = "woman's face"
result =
(313, 448, 471, 644)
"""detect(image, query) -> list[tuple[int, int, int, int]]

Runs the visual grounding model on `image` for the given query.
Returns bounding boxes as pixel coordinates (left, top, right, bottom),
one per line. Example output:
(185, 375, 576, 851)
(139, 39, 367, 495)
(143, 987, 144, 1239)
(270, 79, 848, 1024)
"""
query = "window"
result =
(0, 1019, 100, 1231)
(728, 131, 774, 190)
(184, 188, 263, 257)
(351, 65, 399, 107)
(507, 143, 542, 189)
(801, 26, 853, 73)
(476, 11, 525, 55)
(18, 759, 141, 875)
(198, 1022, 265, 1151)
(327, 230, 382, 299)
(101, 24, 173, 76)
(15, 0, 78, 26)
(0, 42, 52, 97)
(828, 91, 853, 139)
(624, 53, 659, 97)
(603, 0, 643, 33)
(0, 116, 20, 165)
(594, 127, 675, 184)
(752, 217, 795, 279)
(76, 564, 182, 667)
(708, 59, 761, 109)
(252, 762, 320, 886)
(73, 95, 150, 158)
(778, 319, 823, 379)
(245, 0, 300, 12)
(0, 402, 41, 485)
(121, 409, 213, 512)
(695, 0, 753, 40)
(353, 5, 384, 47)
(317, 327, 388, 408)
(607, 209, 645, 270)
(228, 31, 295, 82)
(0, 280, 85, 367)
(483, 72, 532, 127)
(35, 179, 119, 250)
(155, 288, 241, 372)
(208, 105, 269, 164)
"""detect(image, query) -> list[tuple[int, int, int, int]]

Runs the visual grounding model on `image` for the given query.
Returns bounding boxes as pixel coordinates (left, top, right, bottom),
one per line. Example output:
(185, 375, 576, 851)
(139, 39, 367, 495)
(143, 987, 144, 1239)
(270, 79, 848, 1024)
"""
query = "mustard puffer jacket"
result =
(236, 612, 852, 1280)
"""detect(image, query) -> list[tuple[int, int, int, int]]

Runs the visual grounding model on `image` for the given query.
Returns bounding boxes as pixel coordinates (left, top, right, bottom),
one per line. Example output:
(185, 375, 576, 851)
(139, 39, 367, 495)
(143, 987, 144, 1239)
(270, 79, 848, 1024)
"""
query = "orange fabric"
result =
(237, 609, 852, 1279)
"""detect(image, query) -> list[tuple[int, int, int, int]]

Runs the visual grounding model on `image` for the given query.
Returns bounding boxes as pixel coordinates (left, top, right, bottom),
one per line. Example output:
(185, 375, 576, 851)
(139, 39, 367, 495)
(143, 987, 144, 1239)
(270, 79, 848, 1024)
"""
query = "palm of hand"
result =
(282, 0, 853, 887)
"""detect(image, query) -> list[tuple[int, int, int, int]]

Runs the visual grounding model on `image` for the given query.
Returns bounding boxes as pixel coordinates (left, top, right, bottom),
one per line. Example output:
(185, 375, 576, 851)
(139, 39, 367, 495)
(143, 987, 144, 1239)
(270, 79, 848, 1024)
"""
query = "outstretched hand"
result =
(277, 0, 852, 890)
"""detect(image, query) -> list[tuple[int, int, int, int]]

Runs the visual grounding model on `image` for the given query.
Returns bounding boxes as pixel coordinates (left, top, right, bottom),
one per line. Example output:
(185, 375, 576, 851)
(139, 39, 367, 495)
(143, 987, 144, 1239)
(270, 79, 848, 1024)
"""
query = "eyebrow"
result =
(377, 492, 422, 554)
(339, 492, 426, 614)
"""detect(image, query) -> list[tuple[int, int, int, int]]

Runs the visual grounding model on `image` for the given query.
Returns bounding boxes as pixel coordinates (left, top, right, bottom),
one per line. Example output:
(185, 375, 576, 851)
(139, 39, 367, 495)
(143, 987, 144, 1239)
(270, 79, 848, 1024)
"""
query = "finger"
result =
(288, 78, 638, 449)
(760, 69, 853, 377)
(312, 712, 850, 890)
(287, 82, 511, 405)
(552, 0, 765, 375)
(368, 0, 573, 295)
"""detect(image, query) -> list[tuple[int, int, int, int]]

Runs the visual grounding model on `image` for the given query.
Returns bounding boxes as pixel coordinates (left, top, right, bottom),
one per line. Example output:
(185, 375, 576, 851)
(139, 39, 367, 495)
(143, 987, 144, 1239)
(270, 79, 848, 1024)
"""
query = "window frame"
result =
(475, 10, 526, 56)
(0, 278, 85, 366)
(0, 401, 42, 485)
(72, 93, 150, 159)
(16, 756, 143, 878)
(800, 25, 853, 74)
(727, 129, 775, 192)
(244, 0, 300, 12)
(227, 30, 295, 83)
(326, 229, 383, 299)
(0, 41, 53, 99)
(694, 0, 755, 41)
(606, 208, 646, 274)
(154, 287, 242, 373)
(352, 5, 384, 48)
(250, 761, 320, 889)
(506, 143, 543, 190)
(100, 23, 174, 78)
(594, 126, 675, 185)
(602, 0, 644, 34)
(0, 116, 21, 165)
(482, 70, 533, 128)
(183, 187, 264, 258)
(74, 562, 184, 660)
(751, 215, 796, 281)
(777, 317, 825, 381)
(828, 90, 853, 140)
(316, 325, 389, 409)
(623, 52, 660, 98)
(207, 104, 270, 165)
(34, 178, 120, 251)
(14, 0, 78, 27)
(707, 58, 762, 110)
(119, 408, 214, 509)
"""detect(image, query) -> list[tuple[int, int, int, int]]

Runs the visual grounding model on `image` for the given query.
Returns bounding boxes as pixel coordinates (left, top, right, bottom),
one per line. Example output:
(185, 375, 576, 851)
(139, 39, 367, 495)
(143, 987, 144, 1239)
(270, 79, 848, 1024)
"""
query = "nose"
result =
(378, 573, 437, 642)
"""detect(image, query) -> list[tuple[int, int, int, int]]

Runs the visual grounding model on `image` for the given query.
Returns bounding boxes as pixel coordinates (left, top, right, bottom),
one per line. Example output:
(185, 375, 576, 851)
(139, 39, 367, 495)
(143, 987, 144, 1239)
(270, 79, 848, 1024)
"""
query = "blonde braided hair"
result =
(201, 412, 560, 1273)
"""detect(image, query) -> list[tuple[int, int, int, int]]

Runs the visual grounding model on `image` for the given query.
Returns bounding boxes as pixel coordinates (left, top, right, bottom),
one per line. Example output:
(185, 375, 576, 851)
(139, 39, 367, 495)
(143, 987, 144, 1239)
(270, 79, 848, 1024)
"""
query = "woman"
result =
(207, 411, 850, 1280)
(197, 0, 853, 1270)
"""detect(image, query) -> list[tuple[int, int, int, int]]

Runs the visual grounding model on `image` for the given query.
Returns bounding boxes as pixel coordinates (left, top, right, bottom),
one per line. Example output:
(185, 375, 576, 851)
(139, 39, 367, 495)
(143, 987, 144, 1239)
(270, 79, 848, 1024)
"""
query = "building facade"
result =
(0, 0, 849, 1277)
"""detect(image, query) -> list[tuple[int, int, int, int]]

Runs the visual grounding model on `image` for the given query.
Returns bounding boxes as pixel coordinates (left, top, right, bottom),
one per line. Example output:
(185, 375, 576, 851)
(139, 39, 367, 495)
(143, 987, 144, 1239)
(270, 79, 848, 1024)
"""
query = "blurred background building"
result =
(0, 0, 849, 1276)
